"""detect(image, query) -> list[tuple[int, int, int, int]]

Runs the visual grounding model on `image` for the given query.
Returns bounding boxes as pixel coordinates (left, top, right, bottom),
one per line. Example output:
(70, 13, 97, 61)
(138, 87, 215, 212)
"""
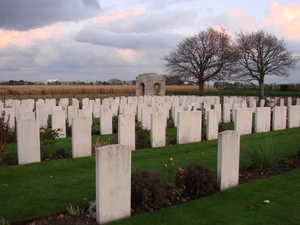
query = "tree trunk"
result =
(198, 81, 204, 96)
(258, 78, 265, 101)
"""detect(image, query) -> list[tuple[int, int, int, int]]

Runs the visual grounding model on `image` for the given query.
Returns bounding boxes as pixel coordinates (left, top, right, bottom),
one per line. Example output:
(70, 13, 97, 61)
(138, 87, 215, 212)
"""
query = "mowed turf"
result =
(0, 128, 299, 223)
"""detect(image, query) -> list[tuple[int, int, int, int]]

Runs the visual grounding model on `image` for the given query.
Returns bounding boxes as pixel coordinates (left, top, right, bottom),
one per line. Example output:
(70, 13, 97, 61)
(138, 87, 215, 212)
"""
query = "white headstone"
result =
(67, 105, 78, 126)
(234, 108, 252, 135)
(288, 105, 300, 128)
(141, 106, 152, 130)
(52, 110, 66, 138)
(17, 119, 40, 165)
(118, 114, 135, 150)
(3, 108, 15, 129)
(255, 107, 271, 133)
(151, 112, 166, 147)
(72, 117, 91, 158)
(217, 130, 240, 191)
(100, 108, 112, 135)
(223, 103, 231, 123)
(272, 106, 287, 131)
(95, 144, 131, 224)
(177, 111, 201, 144)
(206, 110, 218, 140)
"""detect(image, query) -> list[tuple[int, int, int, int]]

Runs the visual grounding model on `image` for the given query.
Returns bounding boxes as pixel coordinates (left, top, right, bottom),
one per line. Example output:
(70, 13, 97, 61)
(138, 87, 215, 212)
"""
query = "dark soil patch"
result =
(10, 155, 300, 225)
(239, 156, 300, 184)
(11, 212, 98, 225)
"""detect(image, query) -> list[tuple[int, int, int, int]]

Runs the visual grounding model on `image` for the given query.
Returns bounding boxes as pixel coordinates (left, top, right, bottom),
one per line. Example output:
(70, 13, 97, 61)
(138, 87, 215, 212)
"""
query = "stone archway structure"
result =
(135, 73, 166, 96)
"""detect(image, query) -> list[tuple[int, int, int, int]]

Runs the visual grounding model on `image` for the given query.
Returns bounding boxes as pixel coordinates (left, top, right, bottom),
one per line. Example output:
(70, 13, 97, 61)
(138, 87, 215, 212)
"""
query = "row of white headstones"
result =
(1, 95, 300, 223)
(1, 95, 300, 165)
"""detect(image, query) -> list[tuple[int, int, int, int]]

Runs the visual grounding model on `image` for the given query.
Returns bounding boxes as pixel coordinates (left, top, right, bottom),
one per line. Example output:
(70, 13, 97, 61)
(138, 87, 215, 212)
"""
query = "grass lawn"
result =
(108, 168, 300, 225)
(0, 127, 299, 224)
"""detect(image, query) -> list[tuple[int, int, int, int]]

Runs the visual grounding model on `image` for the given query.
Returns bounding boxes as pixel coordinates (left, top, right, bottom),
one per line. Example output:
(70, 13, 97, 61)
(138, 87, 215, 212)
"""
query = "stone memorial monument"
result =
(136, 73, 166, 96)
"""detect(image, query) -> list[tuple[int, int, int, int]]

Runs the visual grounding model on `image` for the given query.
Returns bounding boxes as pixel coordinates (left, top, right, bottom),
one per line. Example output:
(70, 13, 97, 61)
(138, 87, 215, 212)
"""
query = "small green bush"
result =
(112, 116, 118, 134)
(135, 125, 150, 150)
(218, 120, 227, 132)
(0, 111, 12, 164)
(91, 127, 100, 136)
(54, 147, 69, 158)
(91, 137, 110, 156)
(164, 158, 185, 201)
(0, 217, 10, 225)
(242, 134, 285, 173)
(65, 121, 72, 137)
(178, 163, 216, 199)
(131, 170, 169, 211)
(40, 127, 62, 159)
(66, 204, 84, 216)
(167, 117, 175, 128)
(7, 129, 17, 143)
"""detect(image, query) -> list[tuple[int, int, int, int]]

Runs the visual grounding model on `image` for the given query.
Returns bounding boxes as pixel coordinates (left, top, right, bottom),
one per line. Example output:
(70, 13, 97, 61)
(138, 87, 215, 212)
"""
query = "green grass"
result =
(108, 168, 300, 225)
(0, 128, 299, 223)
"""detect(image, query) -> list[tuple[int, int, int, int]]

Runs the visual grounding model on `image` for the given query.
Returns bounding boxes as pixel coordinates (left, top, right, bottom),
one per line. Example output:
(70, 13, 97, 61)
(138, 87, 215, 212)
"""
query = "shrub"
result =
(112, 116, 118, 133)
(0, 111, 12, 164)
(40, 127, 63, 159)
(3, 154, 17, 165)
(218, 120, 227, 132)
(0, 217, 10, 225)
(167, 117, 175, 128)
(241, 134, 285, 173)
(166, 136, 176, 145)
(135, 125, 150, 150)
(66, 204, 84, 216)
(178, 163, 216, 199)
(91, 137, 110, 156)
(54, 147, 69, 158)
(91, 127, 100, 136)
(164, 158, 185, 201)
(131, 170, 169, 211)
(7, 129, 17, 143)
(65, 121, 72, 137)
(198, 103, 207, 140)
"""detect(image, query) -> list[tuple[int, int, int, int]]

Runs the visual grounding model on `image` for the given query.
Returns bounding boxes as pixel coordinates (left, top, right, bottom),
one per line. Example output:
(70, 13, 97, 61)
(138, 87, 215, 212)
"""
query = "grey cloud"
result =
(0, 0, 101, 31)
(93, 9, 196, 33)
(75, 28, 183, 49)
(210, 11, 257, 32)
(83, 0, 101, 8)
(286, 38, 300, 55)
(0, 31, 171, 82)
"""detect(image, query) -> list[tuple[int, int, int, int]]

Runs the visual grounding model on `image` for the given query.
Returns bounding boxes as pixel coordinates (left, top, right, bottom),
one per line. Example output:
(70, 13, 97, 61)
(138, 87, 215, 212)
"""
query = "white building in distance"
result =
(44, 79, 58, 85)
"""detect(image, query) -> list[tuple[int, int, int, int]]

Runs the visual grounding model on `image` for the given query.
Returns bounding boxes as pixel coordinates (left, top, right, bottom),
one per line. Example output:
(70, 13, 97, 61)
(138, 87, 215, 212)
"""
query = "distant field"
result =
(1, 85, 298, 101)
(207, 89, 300, 97)
(0, 85, 216, 100)
(167, 89, 300, 97)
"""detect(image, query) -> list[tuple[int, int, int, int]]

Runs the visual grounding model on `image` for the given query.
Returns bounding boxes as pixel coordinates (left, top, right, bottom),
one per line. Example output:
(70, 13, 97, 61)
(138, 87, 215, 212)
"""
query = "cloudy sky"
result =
(0, 0, 299, 84)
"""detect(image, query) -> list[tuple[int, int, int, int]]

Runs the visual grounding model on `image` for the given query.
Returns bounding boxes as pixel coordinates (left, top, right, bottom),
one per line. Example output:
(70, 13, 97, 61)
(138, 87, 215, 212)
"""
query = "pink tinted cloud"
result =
(223, 9, 256, 30)
(0, 28, 64, 47)
(212, 25, 236, 38)
(91, 8, 145, 24)
(261, 2, 300, 40)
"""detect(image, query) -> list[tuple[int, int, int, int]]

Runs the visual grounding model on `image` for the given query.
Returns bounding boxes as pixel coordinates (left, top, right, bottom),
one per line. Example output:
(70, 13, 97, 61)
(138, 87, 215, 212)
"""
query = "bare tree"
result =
(235, 30, 299, 100)
(164, 74, 184, 85)
(163, 27, 238, 96)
